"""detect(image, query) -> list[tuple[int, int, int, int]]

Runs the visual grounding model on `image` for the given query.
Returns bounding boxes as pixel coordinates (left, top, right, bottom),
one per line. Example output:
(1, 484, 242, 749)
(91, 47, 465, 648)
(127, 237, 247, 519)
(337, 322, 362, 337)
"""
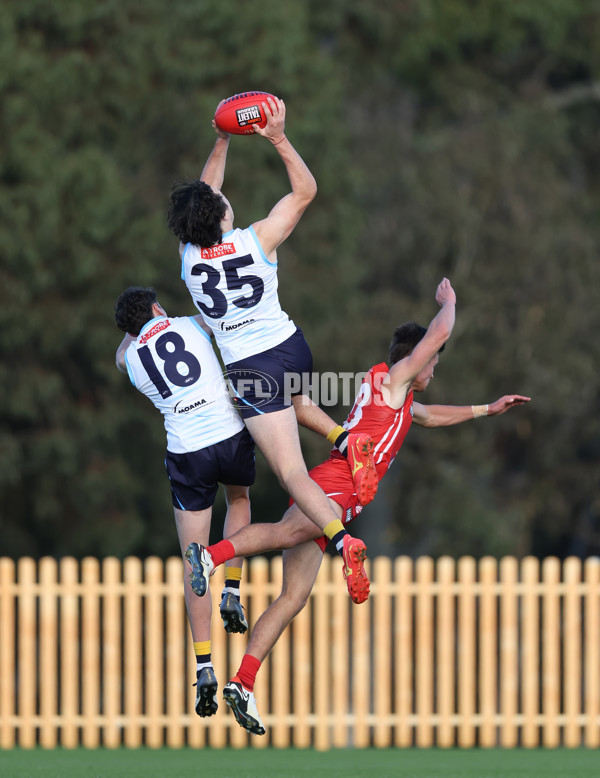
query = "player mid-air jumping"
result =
(167, 94, 377, 605)
(186, 277, 531, 734)
(114, 286, 254, 718)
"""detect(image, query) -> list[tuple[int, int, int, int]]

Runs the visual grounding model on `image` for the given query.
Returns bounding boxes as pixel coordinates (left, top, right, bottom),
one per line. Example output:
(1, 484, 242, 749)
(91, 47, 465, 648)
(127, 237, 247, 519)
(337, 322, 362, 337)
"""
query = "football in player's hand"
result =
(214, 91, 277, 135)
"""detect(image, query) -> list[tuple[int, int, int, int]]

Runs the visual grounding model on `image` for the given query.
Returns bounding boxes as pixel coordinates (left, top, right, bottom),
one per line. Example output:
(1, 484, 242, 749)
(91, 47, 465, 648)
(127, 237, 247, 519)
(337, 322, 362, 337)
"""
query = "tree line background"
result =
(1, 0, 599, 561)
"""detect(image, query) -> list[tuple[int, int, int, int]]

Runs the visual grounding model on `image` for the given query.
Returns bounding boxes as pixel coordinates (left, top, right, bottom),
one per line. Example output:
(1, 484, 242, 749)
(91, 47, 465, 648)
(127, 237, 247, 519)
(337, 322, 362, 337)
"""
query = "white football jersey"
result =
(123, 315, 244, 454)
(181, 225, 296, 364)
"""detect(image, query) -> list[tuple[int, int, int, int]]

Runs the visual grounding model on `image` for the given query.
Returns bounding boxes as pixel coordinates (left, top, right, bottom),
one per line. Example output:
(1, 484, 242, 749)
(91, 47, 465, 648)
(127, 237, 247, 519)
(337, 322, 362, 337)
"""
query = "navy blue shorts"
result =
(164, 427, 255, 511)
(225, 327, 313, 418)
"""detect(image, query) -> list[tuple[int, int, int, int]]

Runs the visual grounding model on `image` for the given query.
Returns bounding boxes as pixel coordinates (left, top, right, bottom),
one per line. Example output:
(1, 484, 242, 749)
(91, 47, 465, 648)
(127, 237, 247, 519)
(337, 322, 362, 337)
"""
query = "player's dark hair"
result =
(167, 179, 226, 247)
(389, 321, 445, 365)
(115, 287, 158, 336)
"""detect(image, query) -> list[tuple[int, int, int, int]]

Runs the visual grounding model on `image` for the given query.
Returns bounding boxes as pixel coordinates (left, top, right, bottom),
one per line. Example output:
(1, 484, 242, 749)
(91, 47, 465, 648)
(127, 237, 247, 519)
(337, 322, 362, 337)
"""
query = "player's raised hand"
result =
(211, 118, 230, 141)
(254, 96, 286, 144)
(435, 277, 456, 308)
(487, 395, 532, 416)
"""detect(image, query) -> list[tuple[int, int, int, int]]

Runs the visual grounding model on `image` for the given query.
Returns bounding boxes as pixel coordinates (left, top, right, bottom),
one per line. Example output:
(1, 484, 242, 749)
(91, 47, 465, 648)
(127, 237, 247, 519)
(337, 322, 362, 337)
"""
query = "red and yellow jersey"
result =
(338, 362, 414, 479)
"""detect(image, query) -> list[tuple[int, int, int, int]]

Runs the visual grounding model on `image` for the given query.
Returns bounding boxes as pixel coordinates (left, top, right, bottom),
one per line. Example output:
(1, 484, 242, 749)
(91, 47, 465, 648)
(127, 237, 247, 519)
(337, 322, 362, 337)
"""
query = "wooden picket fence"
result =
(0, 555, 599, 750)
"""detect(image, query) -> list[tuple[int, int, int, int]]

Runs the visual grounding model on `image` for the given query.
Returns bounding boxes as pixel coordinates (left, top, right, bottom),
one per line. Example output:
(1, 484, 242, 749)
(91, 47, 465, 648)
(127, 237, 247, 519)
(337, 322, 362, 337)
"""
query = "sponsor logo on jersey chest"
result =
(201, 243, 236, 259)
(139, 319, 171, 344)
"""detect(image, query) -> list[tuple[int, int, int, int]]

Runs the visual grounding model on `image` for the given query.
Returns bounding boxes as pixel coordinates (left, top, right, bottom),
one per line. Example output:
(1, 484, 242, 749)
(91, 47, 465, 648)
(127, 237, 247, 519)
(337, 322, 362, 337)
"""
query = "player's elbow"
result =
(296, 181, 317, 210)
(437, 322, 452, 343)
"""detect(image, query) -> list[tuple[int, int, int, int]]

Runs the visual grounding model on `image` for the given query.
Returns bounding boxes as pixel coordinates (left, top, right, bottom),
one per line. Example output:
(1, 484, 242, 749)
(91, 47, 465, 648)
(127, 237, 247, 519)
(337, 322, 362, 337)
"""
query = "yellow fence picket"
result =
(564, 557, 582, 748)
(60, 557, 80, 749)
(102, 557, 121, 748)
(584, 557, 600, 747)
(521, 557, 540, 748)
(82, 558, 100, 749)
(165, 557, 185, 748)
(499, 556, 518, 747)
(144, 558, 163, 748)
(17, 557, 36, 748)
(436, 556, 455, 748)
(542, 557, 560, 748)
(416, 557, 434, 748)
(0, 558, 15, 748)
(374, 556, 392, 748)
(124, 557, 142, 748)
(395, 556, 413, 747)
(39, 558, 58, 749)
(458, 557, 476, 747)
(479, 557, 497, 747)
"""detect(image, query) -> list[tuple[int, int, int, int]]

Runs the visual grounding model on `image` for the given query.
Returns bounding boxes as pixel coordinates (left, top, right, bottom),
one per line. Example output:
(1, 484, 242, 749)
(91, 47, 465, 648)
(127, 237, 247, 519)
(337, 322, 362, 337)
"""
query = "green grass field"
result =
(1, 748, 599, 778)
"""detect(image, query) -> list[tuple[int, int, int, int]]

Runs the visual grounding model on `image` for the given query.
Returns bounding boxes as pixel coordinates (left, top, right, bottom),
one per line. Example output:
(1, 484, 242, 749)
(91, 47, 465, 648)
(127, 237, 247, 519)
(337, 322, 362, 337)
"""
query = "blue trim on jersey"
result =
(189, 317, 212, 341)
(181, 242, 189, 280)
(248, 224, 276, 266)
(124, 351, 136, 387)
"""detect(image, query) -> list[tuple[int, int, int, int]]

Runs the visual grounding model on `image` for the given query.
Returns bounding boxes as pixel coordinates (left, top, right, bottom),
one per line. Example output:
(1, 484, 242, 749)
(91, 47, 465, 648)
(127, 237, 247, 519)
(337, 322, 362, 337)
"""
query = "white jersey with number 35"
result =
(181, 225, 296, 364)
(123, 316, 243, 454)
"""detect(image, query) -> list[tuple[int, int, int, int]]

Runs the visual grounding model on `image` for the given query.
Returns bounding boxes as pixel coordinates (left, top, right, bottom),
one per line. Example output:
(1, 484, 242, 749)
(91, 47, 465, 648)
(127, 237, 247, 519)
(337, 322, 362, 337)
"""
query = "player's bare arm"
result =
(200, 121, 231, 190)
(252, 97, 317, 261)
(383, 278, 457, 408)
(175, 123, 231, 261)
(412, 395, 532, 428)
(115, 332, 135, 373)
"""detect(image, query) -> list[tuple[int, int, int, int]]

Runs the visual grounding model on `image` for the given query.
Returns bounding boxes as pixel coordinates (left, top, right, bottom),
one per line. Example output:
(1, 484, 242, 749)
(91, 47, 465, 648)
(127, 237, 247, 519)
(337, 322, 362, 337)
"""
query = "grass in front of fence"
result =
(2, 747, 600, 778)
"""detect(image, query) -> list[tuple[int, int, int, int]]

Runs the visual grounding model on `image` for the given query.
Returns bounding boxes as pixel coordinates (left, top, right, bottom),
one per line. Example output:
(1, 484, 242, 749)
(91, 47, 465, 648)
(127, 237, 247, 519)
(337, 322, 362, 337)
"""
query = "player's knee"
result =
(225, 485, 250, 507)
(277, 589, 309, 618)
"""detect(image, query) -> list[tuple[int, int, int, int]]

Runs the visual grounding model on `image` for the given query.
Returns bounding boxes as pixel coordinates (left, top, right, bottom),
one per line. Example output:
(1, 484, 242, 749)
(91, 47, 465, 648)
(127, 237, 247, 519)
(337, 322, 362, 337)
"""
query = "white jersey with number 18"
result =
(181, 225, 296, 364)
(123, 315, 243, 454)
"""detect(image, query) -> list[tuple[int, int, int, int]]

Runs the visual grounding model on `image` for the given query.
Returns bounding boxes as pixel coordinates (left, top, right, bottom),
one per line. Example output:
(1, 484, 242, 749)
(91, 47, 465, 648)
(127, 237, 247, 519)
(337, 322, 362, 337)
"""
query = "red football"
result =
(214, 91, 277, 135)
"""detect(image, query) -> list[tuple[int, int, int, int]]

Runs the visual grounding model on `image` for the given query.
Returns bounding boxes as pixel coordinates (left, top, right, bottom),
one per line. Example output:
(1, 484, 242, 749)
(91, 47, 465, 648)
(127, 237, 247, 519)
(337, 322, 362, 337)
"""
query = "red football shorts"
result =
(297, 455, 364, 552)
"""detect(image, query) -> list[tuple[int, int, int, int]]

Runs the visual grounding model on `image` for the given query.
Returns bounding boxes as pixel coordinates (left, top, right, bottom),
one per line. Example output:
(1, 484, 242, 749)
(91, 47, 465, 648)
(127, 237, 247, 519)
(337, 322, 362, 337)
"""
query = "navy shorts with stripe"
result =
(164, 427, 255, 511)
(225, 327, 313, 418)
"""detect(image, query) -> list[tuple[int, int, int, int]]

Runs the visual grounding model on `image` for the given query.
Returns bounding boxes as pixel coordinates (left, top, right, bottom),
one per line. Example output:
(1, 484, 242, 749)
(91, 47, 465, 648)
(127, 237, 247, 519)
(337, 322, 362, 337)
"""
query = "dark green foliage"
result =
(1, 1, 599, 559)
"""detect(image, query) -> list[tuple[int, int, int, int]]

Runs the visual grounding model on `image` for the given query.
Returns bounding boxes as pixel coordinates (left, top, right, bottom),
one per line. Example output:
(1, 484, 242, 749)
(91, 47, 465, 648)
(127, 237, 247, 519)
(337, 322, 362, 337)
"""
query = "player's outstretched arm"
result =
(200, 121, 231, 190)
(252, 97, 317, 261)
(384, 278, 456, 408)
(412, 395, 531, 428)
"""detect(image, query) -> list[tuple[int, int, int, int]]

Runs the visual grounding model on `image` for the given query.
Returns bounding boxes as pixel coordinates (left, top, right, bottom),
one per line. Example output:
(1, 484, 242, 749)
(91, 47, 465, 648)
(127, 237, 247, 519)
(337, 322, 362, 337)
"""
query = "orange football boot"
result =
(347, 433, 378, 505)
(341, 535, 370, 604)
